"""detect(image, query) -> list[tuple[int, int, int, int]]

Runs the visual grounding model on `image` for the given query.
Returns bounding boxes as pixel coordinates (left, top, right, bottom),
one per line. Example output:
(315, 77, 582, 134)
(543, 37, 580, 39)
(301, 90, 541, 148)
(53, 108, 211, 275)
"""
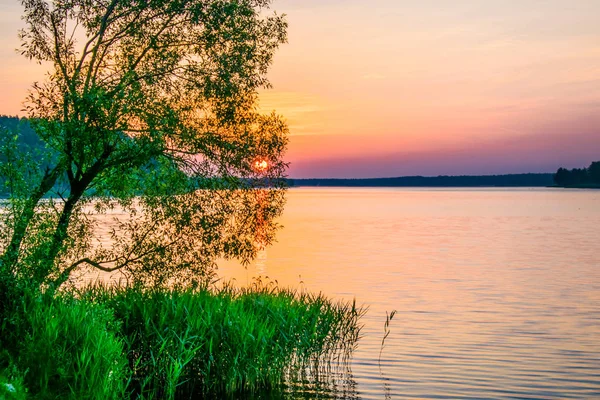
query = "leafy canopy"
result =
(0, 0, 288, 290)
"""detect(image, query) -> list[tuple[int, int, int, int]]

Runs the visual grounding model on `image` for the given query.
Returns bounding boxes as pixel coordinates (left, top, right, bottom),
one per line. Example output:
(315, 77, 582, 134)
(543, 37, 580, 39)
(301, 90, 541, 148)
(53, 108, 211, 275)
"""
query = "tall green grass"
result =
(0, 362, 28, 400)
(0, 291, 127, 400)
(1, 281, 364, 399)
(83, 281, 364, 398)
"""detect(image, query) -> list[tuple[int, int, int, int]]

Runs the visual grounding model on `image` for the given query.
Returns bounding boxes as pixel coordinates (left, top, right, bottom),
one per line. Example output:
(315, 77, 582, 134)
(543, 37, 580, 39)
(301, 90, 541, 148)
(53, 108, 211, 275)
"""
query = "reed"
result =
(1, 291, 128, 400)
(79, 280, 364, 398)
(379, 309, 397, 365)
(1, 279, 363, 399)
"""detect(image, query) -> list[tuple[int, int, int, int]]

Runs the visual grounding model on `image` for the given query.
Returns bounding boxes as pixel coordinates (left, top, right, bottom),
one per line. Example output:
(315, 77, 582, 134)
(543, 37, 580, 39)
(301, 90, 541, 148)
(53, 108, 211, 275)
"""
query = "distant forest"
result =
(0, 116, 53, 197)
(0, 115, 45, 150)
(553, 162, 600, 188)
(289, 174, 555, 188)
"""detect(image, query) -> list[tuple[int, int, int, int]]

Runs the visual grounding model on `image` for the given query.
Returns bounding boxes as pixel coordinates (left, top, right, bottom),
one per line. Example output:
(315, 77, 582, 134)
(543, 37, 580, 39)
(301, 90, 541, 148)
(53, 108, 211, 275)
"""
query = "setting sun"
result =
(254, 160, 268, 171)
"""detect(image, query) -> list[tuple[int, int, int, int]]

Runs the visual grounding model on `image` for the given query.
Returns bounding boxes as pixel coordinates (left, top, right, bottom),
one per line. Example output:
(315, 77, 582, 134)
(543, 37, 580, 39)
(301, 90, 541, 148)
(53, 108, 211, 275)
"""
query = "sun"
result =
(254, 159, 268, 171)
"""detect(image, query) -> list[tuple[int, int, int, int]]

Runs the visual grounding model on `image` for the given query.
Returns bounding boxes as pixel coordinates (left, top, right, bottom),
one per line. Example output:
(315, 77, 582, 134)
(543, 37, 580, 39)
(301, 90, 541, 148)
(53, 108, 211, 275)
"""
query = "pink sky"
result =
(1, 0, 599, 178)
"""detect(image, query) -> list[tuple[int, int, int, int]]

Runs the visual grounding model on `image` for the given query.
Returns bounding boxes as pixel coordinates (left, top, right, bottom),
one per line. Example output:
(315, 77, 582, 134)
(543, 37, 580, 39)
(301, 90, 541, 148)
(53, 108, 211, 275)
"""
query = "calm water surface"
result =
(217, 188, 600, 399)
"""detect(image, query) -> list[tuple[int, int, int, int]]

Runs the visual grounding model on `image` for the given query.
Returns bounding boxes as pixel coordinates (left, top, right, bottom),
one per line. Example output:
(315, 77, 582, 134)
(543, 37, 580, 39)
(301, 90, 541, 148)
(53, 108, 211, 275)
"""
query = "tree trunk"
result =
(0, 161, 65, 274)
(42, 152, 111, 290)
(36, 180, 90, 288)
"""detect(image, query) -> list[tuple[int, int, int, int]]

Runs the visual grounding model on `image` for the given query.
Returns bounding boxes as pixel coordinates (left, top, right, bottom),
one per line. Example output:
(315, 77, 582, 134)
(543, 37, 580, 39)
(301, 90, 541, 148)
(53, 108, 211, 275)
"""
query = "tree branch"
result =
(84, 0, 119, 92)
(49, 12, 69, 83)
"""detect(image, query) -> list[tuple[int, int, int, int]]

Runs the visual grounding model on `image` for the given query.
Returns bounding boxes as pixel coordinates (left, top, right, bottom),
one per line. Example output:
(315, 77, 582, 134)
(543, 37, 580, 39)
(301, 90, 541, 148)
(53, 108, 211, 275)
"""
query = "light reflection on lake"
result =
(217, 187, 600, 399)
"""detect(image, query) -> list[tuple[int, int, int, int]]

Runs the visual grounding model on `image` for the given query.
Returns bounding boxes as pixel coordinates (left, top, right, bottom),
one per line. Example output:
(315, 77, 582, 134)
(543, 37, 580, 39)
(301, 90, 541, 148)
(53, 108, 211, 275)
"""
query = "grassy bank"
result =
(0, 282, 363, 399)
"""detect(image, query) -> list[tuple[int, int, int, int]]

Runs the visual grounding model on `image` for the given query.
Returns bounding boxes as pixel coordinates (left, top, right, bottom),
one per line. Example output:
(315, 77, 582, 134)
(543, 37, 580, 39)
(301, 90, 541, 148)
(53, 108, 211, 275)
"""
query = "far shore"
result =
(287, 173, 555, 188)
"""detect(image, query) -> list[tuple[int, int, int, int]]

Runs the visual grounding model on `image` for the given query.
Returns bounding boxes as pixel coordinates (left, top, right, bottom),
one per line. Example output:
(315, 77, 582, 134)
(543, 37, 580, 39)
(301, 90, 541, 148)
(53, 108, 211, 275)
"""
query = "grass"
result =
(0, 280, 364, 399)
(0, 363, 28, 400)
(1, 291, 128, 400)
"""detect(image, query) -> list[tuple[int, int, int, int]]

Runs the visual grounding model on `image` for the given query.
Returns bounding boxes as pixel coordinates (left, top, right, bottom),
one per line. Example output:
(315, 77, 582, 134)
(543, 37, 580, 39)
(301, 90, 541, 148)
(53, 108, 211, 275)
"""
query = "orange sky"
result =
(1, 1, 599, 177)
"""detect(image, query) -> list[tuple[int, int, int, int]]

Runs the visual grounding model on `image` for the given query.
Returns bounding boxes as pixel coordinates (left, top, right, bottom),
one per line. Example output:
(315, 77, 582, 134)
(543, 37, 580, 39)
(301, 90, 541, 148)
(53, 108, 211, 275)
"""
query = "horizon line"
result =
(287, 172, 555, 180)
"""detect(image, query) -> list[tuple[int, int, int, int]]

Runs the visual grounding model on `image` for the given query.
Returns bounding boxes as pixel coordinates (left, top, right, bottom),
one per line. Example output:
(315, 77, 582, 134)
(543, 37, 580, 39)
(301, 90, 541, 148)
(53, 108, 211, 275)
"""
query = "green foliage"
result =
(1, 0, 289, 291)
(17, 294, 128, 400)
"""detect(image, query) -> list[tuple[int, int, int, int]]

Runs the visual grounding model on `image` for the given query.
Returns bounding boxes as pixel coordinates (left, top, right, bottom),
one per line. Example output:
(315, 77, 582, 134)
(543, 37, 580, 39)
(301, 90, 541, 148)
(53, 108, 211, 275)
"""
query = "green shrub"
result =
(19, 294, 128, 400)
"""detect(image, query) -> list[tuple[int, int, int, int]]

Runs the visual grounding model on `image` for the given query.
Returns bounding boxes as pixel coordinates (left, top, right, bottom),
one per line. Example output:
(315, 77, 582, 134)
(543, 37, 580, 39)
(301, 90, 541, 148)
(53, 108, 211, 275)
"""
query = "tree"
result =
(571, 168, 588, 185)
(0, 0, 289, 292)
(553, 167, 571, 186)
(588, 161, 600, 184)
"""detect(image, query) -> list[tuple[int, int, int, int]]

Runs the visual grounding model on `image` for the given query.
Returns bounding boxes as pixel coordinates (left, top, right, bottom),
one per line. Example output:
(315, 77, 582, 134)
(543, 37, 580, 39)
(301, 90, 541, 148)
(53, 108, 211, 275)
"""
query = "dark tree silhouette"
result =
(553, 162, 600, 187)
(589, 162, 600, 184)
(554, 168, 571, 186)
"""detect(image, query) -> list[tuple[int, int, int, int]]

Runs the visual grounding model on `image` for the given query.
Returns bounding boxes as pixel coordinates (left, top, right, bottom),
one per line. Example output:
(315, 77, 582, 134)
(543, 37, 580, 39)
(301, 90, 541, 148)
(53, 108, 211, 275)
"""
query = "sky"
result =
(1, 0, 599, 178)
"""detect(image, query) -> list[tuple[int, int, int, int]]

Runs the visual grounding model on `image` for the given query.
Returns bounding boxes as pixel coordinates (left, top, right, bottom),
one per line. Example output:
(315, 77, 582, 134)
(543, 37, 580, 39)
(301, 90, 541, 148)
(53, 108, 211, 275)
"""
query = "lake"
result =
(217, 187, 600, 399)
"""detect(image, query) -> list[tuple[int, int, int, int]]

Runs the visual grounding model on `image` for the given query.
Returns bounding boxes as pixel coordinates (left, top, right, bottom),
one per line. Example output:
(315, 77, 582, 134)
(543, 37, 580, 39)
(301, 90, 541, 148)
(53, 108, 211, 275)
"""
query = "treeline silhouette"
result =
(554, 161, 600, 187)
(289, 174, 554, 187)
